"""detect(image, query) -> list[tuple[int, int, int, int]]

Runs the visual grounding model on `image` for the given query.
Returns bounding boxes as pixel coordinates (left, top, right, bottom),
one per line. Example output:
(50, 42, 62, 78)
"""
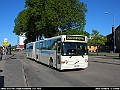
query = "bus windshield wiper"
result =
(82, 54, 84, 58)
(69, 55, 72, 58)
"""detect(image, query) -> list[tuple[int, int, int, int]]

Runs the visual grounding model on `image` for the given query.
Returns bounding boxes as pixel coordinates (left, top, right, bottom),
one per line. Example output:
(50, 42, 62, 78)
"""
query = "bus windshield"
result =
(61, 42, 88, 56)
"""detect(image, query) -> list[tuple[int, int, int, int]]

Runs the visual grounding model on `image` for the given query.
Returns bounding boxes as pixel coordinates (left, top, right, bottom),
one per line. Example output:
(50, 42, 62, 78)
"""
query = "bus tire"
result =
(49, 59, 53, 68)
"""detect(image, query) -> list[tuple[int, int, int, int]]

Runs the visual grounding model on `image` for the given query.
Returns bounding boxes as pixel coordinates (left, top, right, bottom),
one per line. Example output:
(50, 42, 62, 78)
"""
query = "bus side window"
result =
(41, 41, 46, 50)
(39, 42, 42, 50)
(51, 39, 57, 50)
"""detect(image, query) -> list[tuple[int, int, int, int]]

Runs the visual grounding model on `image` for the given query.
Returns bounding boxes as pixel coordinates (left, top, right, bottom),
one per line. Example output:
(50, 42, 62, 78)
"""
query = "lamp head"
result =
(105, 12, 108, 14)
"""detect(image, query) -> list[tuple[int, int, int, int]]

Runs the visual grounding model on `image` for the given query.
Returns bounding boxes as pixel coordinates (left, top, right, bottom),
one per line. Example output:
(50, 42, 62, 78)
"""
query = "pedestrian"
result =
(0, 47, 3, 60)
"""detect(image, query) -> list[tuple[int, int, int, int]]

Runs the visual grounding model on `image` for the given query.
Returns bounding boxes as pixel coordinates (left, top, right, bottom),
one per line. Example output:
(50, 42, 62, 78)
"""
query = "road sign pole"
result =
(4, 47, 6, 60)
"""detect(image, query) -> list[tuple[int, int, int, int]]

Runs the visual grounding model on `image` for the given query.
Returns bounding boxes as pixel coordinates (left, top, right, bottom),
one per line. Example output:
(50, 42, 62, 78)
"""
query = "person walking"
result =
(0, 47, 3, 60)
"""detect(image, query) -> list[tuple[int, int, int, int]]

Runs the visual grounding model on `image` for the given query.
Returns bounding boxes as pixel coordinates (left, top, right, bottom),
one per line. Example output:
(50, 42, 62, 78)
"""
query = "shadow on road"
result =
(0, 76, 4, 87)
(0, 70, 3, 73)
(113, 58, 120, 59)
(6, 54, 17, 59)
(58, 68, 84, 72)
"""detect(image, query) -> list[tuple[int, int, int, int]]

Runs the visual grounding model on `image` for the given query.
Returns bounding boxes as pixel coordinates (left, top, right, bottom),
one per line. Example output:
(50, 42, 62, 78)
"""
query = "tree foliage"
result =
(13, 10, 28, 35)
(62, 29, 90, 38)
(88, 30, 107, 54)
(13, 0, 88, 43)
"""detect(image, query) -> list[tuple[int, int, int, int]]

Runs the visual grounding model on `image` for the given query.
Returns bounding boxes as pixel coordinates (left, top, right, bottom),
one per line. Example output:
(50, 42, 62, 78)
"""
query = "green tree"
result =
(62, 29, 90, 38)
(88, 30, 107, 55)
(13, 10, 28, 35)
(13, 0, 88, 43)
(13, 9, 37, 42)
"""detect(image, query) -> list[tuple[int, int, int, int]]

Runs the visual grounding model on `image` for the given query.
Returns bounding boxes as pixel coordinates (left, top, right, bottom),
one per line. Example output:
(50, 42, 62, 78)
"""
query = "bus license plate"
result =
(74, 65, 79, 67)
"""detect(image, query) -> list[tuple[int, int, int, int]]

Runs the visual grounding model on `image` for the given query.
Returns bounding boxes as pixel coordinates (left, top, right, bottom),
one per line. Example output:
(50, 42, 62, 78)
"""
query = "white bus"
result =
(26, 42, 36, 59)
(26, 35, 88, 70)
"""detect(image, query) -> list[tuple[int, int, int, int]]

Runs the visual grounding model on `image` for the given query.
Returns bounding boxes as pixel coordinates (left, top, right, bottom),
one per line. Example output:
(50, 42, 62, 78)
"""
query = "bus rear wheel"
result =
(49, 59, 53, 68)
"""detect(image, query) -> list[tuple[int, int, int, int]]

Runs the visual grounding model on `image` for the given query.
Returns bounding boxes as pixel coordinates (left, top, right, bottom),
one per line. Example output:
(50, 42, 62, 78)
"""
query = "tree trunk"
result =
(96, 45, 99, 55)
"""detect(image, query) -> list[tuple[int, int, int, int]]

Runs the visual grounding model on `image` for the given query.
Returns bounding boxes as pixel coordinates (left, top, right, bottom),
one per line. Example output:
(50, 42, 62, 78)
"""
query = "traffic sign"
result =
(4, 38, 8, 42)
(114, 46, 116, 49)
(2, 41, 10, 46)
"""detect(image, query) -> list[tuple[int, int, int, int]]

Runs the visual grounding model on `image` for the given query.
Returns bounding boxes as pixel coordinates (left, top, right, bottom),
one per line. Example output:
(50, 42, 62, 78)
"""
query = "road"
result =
(2, 51, 120, 87)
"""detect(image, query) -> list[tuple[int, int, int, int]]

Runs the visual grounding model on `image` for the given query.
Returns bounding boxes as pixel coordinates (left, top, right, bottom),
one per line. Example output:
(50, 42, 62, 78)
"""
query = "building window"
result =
(118, 37, 120, 40)
(118, 30, 119, 33)
(106, 46, 108, 49)
(99, 46, 102, 49)
(110, 37, 112, 40)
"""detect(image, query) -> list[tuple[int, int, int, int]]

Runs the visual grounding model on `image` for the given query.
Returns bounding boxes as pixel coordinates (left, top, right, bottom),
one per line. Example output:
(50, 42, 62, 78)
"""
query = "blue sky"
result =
(0, 0, 25, 46)
(81, 0, 120, 35)
(0, 0, 120, 46)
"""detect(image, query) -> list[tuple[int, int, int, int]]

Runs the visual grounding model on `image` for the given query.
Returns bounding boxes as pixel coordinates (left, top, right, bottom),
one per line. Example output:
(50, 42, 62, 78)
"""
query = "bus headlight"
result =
(61, 61, 65, 64)
(85, 59, 88, 62)
(61, 60, 68, 64)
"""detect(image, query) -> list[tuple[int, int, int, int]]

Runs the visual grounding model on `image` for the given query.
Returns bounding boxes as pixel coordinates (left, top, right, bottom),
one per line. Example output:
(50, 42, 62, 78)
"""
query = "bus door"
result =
(56, 41, 61, 69)
(32, 42, 36, 59)
(39, 42, 42, 62)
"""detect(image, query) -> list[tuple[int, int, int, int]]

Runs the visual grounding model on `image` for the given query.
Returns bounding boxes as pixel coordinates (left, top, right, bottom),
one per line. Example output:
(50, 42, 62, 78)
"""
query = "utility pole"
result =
(105, 12, 117, 53)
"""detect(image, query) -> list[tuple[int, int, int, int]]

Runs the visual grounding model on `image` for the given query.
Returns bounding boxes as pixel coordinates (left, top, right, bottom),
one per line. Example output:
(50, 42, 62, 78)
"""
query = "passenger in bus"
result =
(66, 49, 76, 55)
(52, 45, 56, 50)
(77, 46, 83, 55)
(57, 47, 61, 53)
(77, 47, 80, 50)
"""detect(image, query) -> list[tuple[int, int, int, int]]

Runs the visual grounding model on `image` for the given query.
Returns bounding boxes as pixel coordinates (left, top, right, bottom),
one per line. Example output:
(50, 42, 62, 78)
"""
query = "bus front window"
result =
(62, 42, 88, 56)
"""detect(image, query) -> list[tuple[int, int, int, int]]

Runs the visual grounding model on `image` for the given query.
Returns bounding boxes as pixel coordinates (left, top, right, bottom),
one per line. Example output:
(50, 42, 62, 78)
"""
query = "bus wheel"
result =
(49, 59, 53, 68)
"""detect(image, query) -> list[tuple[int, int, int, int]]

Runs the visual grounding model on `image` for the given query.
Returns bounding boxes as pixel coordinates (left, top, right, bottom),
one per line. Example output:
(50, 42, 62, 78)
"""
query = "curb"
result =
(21, 59, 29, 87)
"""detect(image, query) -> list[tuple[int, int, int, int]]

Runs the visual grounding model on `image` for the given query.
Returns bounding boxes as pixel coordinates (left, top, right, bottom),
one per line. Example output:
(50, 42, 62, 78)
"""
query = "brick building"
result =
(88, 25, 120, 53)
(104, 27, 114, 52)
(104, 25, 120, 53)
(88, 46, 97, 52)
(115, 25, 120, 52)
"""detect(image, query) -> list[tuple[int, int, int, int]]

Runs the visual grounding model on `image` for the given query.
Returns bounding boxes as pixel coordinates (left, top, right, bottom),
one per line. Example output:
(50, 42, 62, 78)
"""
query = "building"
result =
(87, 25, 120, 53)
(87, 36, 98, 52)
(16, 34, 26, 50)
(115, 25, 120, 52)
(104, 25, 120, 53)
(103, 27, 114, 52)
(88, 46, 97, 52)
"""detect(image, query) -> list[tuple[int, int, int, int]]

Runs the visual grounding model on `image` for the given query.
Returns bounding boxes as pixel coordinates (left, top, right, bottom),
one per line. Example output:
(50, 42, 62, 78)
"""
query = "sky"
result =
(0, 0, 120, 46)
(81, 0, 120, 35)
(0, 0, 25, 46)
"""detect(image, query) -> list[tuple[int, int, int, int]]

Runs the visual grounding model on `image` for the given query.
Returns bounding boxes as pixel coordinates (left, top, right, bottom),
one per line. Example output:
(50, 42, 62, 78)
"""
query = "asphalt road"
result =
(2, 51, 120, 87)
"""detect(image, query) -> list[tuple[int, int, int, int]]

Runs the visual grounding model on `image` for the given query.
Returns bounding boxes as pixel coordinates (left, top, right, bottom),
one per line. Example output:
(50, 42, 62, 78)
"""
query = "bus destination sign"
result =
(66, 36, 85, 41)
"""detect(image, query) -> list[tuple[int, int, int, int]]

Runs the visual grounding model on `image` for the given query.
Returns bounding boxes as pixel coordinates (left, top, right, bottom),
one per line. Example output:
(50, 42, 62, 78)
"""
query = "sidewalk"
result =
(0, 53, 27, 87)
(0, 57, 5, 87)
(89, 56, 120, 65)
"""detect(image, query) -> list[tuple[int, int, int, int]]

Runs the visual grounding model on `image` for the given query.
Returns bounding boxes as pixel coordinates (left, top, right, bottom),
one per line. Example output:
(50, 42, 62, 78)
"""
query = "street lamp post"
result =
(105, 12, 116, 53)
